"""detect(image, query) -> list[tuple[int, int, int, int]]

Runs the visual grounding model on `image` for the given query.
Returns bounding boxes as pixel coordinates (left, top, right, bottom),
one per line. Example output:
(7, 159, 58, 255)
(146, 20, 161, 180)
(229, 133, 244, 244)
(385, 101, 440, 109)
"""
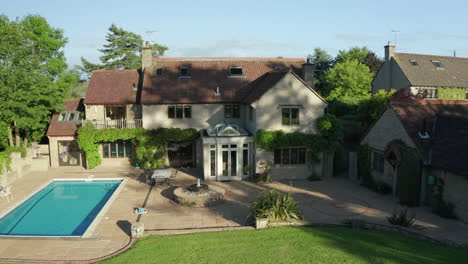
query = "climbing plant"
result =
(0, 146, 27, 171)
(396, 144, 421, 206)
(437, 87, 467, 100)
(76, 125, 198, 169)
(432, 178, 457, 219)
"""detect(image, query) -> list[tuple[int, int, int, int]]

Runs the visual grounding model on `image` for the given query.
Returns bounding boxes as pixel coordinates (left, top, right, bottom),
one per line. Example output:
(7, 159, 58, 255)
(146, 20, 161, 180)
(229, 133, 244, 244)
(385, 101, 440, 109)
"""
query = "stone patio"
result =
(1, 166, 468, 263)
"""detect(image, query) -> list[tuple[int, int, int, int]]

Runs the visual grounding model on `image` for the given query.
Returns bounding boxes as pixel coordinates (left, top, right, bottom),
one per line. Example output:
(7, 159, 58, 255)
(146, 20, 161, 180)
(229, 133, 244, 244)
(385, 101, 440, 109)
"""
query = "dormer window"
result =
(156, 68, 163, 77)
(179, 66, 190, 77)
(57, 111, 82, 123)
(409, 59, 418, 66)
(432, 60, 444, 69)
(229, 67, 243, 76)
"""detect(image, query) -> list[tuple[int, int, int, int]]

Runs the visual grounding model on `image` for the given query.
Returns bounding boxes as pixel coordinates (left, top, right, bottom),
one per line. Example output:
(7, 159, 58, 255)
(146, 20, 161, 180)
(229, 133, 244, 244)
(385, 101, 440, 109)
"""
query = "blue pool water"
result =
(0, 180, 121, 236)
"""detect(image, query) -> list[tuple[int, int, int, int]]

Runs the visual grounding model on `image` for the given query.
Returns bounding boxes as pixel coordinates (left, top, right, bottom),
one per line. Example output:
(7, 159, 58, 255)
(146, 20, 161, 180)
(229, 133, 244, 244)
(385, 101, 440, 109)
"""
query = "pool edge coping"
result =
(0, 177, 126, 238)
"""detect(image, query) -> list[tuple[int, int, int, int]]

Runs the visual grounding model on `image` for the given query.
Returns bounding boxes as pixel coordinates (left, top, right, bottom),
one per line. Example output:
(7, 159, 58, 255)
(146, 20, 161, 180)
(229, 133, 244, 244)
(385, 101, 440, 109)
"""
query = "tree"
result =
(79, 24, 168, 74)
(0, 15, 69, 145)
(357, 89, 395, 127)
(363, 52, 384, 74)
(308, 48, 334, 93)
(335, 47, 383, 74)
(322, 60, 373, 105)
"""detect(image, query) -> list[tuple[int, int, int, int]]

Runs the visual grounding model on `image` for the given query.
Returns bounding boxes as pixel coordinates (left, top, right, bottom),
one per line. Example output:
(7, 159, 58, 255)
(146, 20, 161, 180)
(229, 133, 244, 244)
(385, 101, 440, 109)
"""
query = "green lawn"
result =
(100, 226, 468, 264)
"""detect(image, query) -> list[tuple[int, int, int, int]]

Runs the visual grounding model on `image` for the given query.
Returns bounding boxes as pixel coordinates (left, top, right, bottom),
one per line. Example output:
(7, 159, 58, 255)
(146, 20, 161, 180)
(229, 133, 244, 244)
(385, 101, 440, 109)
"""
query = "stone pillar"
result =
(131, 222, 145, 238)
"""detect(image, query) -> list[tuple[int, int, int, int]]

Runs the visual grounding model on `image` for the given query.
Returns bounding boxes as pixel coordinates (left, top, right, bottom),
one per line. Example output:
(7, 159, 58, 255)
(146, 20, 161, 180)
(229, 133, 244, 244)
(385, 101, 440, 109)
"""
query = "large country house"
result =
(47, 42, 327, 181)
(363, 45, 468, 222)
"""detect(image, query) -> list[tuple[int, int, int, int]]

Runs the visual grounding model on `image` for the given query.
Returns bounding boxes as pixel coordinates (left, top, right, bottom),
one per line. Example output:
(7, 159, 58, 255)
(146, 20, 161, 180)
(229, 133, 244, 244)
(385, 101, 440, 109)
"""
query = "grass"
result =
(100, 226, 468, 264)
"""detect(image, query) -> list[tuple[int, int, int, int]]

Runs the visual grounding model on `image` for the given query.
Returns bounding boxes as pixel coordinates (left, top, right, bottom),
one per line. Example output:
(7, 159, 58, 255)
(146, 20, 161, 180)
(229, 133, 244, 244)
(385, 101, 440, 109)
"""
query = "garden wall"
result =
(0, 145, 49, 187)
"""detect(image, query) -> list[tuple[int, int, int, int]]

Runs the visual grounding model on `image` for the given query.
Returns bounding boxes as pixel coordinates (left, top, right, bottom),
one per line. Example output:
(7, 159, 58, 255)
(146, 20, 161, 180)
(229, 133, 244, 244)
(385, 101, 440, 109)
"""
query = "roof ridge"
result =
(395, 52, 468, 60)
(153, 57, 305, 61)
(91, 69, 138, 73)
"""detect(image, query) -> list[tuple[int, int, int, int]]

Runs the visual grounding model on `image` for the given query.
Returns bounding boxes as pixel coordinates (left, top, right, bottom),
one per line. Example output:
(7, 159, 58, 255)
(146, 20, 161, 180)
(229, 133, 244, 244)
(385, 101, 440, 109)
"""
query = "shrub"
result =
(307, 174, 322, 181)
(432, 177, 457, 219)
(252, 173, 271, 183)
(387, 207, 416, 227)
(249, 189, 302, 222)
(373, 181, 392, 195)
(434, 200, 457, 219)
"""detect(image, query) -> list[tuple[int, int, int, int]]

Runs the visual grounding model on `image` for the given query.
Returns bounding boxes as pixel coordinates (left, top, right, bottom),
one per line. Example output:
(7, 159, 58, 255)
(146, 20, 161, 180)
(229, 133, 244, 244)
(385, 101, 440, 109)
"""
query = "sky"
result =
(3, 0, 468, 68)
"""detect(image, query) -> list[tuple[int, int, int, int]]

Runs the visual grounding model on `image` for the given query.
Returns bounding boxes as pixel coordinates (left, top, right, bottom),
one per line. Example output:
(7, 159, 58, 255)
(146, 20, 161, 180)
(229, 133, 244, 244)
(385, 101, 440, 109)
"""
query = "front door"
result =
(220, 144, 238, 180)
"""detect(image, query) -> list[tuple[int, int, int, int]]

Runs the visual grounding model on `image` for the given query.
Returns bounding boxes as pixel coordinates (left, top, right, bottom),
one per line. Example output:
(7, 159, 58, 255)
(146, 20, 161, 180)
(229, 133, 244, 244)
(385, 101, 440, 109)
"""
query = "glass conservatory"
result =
(201, 123, 254, 181)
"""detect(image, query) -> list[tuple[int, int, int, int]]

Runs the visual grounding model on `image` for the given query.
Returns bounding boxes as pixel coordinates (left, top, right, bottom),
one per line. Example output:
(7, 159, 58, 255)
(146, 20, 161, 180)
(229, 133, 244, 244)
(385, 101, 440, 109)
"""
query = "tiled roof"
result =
(391, 88, 468, 105)
(141, 57, 305, 104)
(394, 53, 468, 88)
(243, 70, 327, 104)
(84, 69, 140, 105)
(391, 103, 468, 176)
(46, 98, 84, 137)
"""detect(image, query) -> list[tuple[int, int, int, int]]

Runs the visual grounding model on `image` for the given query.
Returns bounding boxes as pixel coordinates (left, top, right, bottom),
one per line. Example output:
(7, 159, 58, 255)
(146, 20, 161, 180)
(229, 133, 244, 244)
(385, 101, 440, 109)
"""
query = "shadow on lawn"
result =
(297, 226, 467, 264)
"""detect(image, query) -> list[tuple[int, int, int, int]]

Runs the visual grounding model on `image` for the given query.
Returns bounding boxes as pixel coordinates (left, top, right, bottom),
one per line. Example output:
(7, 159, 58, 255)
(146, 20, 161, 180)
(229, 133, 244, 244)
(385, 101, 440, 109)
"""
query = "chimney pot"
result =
(384, 44, 395, 62)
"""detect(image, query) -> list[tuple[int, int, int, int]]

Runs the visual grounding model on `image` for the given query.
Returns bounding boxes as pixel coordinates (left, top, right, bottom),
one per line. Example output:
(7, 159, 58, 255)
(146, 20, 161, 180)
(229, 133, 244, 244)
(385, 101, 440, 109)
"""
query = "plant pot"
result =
(255, 217, 269, 229)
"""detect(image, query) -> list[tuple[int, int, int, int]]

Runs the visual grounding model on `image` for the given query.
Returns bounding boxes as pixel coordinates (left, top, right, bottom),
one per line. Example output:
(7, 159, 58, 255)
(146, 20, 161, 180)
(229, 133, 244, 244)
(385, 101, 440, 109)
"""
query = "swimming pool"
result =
(0, 179, 123, 236)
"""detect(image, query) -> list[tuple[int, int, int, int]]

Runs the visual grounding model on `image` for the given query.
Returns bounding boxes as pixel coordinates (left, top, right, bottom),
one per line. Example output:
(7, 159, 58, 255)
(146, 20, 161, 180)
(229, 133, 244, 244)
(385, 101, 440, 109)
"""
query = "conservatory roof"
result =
(206, 123, 250, 137)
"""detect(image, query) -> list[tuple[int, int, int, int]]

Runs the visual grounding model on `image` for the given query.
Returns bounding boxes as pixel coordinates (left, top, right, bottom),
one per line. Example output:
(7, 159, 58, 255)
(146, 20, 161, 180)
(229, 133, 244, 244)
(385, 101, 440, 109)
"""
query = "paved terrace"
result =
(1, 166, 468, 263)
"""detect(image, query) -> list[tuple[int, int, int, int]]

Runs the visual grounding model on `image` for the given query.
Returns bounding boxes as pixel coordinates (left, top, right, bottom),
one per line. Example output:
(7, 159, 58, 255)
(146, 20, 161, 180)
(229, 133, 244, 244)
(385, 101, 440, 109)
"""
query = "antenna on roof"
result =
(391, 30, 400, 48)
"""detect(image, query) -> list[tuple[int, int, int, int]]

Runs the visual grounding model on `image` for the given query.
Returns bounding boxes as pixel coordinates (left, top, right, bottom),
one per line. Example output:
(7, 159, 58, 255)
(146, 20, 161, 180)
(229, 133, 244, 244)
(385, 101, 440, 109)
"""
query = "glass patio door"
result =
(220, 144, 237, 179)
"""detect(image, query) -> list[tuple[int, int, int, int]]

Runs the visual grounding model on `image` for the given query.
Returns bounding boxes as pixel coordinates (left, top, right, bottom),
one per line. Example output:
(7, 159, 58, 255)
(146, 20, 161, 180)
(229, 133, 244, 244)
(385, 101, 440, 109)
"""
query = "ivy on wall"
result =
(76, 126, 199, 169)
(0, 146, 27, 171)
(396, 144, 421, 206)
(437, 87, 467, 100)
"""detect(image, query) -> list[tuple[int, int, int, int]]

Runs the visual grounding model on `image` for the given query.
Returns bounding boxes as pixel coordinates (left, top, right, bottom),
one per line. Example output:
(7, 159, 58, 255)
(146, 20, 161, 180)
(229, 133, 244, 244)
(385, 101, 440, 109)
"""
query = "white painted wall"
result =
(252, 72, 327, 134)
(143, 104, 246, 130)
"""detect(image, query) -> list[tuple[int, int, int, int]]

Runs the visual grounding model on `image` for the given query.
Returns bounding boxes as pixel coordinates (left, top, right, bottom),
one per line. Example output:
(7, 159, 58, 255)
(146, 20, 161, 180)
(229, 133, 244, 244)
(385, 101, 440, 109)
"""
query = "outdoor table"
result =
(150, 168, 173, 185)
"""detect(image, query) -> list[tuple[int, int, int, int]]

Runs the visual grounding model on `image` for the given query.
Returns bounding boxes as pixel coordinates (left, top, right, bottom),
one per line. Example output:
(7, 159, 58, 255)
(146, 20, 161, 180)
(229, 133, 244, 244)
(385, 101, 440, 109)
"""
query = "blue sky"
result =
(3, 0, 468, 67)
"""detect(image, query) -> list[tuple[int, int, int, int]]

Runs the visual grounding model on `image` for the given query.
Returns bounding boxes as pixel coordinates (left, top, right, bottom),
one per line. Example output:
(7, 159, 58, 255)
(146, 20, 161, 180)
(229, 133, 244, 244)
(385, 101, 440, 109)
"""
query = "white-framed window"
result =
(225, 104, 240, 118)
(58, 111, 83, 122)
(431, 60, 444, 69)
(229, 66, 243, 76)
(168, 105, 192, 119)
(422, 88, 438, 99)
(179, 66, 190, 77)
(274, 147, 306, 165)
(281, 107, 300, 125)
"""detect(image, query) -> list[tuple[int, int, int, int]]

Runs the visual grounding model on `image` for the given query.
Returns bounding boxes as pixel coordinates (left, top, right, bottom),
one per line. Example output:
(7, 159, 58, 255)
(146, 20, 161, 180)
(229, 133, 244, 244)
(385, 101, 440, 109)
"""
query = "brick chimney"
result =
(141, 41, 152, 70)
(384, 43, 395, 63)
(302, 58, 315, 87)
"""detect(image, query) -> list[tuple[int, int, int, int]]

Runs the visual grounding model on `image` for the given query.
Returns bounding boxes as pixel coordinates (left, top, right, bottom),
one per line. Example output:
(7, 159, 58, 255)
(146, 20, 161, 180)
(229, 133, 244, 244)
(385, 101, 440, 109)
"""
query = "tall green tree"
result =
(80, 24, 168, 74)
(308, 48, 334, 93)
(357, 89, 395, 127)
(322, 60, 373, 105)
(0, 15, 70, 145)
(335, 47, 383, 74)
